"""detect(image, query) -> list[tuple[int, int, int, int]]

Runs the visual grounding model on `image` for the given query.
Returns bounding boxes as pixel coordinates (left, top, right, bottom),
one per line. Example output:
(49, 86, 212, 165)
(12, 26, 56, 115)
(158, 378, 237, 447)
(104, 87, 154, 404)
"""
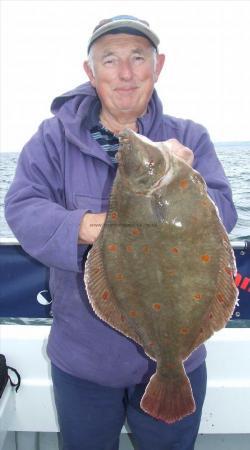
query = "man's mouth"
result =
(114, 86, 138, 93)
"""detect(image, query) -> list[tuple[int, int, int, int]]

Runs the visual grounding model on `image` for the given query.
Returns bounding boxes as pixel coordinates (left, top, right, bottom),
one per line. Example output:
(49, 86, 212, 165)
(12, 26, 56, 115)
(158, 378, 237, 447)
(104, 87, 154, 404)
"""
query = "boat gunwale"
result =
(1, 237, 249, 250)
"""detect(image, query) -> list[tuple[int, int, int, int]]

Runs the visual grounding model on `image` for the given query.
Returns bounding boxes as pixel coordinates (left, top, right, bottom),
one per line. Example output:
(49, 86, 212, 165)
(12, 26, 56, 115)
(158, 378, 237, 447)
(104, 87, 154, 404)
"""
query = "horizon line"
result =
(1, 140, 250, 154)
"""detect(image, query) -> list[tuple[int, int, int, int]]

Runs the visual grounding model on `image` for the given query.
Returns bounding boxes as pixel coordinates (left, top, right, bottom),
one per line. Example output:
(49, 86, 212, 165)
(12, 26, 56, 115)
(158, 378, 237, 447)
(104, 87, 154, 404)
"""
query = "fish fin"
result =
(187, 236, 238, 353)
(141, 365, 195, 424)
(84, 243, 142, 346)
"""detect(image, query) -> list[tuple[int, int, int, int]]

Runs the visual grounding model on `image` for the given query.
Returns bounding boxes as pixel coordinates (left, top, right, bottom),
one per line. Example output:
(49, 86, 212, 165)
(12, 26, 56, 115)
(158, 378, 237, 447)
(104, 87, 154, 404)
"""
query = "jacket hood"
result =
(50, 81, 164, 145)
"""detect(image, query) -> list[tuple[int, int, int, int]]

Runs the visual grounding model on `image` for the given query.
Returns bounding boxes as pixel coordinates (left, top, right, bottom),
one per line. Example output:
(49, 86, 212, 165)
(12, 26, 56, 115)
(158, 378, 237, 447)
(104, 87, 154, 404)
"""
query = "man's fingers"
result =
(165, 139, 194, 166)
(79, 212, 107, 244)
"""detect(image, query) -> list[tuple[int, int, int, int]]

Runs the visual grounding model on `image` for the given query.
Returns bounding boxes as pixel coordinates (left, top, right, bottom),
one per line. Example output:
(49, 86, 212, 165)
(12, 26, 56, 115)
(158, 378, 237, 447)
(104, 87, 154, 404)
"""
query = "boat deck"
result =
(1, 324, 250, 449)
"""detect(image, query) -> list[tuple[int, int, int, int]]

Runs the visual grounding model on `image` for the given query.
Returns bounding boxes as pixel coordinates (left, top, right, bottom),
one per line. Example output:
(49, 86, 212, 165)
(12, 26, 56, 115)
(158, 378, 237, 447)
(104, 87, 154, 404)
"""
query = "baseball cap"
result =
(87, 15, 160, 53)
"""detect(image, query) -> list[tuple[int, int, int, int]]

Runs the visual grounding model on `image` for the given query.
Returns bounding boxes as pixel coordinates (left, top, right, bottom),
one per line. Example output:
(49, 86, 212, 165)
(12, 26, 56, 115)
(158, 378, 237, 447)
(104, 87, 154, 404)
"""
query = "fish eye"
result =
(145, 156, 165, 177)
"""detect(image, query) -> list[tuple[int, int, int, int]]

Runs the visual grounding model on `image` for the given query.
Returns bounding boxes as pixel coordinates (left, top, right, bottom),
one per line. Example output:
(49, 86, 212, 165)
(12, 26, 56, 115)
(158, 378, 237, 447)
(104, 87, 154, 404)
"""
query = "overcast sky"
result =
(1, 0, 250, 152)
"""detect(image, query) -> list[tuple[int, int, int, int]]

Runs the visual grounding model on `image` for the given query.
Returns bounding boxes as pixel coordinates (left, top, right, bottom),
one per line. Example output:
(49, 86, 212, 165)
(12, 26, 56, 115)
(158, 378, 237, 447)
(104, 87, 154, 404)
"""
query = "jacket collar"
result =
(51, 82, 164, 164)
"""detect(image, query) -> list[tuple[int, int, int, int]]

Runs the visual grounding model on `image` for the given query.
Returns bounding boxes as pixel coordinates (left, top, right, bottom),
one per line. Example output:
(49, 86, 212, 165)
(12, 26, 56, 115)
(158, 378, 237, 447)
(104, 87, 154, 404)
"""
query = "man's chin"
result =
(115, 103, 144, 115)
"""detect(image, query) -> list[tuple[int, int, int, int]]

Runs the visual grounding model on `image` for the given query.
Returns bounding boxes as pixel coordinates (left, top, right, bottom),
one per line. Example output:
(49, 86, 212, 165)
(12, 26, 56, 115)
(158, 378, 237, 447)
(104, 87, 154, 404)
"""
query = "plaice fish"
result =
(84, 129, 238, 424)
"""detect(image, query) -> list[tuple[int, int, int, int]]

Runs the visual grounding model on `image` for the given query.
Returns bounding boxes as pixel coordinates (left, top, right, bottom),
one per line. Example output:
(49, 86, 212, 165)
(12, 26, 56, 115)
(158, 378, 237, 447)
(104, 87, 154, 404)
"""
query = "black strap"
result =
(0, 354, 21, 396)
(7, 366, 21, 392)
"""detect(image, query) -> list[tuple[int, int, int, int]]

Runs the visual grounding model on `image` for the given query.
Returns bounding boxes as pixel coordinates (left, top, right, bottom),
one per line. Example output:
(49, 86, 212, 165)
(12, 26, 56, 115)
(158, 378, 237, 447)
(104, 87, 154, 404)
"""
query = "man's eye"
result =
(103, 59, 115, 65)
(133, 55, 145, 62)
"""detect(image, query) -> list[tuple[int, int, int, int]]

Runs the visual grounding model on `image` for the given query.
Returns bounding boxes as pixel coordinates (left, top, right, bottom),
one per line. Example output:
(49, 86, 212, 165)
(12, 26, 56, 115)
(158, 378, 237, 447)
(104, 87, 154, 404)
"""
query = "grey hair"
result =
(88, 48, 95, 74)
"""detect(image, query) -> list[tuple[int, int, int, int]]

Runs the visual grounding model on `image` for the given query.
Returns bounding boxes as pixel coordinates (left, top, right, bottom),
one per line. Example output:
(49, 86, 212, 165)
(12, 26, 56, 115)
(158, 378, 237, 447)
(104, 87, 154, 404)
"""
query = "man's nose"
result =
(118, 61, 133, 80)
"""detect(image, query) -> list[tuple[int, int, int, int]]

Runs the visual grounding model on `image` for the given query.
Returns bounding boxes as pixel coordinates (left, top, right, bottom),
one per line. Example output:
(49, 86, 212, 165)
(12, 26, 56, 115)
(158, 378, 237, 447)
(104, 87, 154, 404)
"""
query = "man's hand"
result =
(78, 212, 107, 244)
(165, 139, 194, 166)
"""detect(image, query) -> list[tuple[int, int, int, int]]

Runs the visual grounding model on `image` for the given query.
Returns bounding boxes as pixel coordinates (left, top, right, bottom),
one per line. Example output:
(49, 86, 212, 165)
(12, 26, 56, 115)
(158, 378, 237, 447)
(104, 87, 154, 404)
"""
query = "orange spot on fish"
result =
(94, 267, 101, 274)
(126, 245, 133, 253)
(199, 328, 204, 334)
(166, 269, 176, 277)
(142, 245, 150, 254)
(152, 303, 161, 311)
(209, 313, 213, 319)
(201, 199, 209, 207)
(217, 293, 225, 304)
(129, 310, 137, 318)
(224, 267, 233, 276)
(193, 293, 203, 302)
(170, 247, 179, 254)
(107, 244, 117, 252)
(120, 314, 125, 322)
(180, 327, 190, 335)
(102, 290, 110, 301)
(111, 212, 118, 220)
(132, 228, 141, 236)
(148, 341, 155, 347)
(201, 254, 211, 262)
(179, 179, 189, 189)
(115, 273, 125, 281)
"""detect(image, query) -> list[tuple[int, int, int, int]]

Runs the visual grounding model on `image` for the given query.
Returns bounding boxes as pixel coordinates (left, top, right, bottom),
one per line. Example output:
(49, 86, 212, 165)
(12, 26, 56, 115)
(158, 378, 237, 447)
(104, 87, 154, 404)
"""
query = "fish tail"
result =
(140, 366, 195, 424)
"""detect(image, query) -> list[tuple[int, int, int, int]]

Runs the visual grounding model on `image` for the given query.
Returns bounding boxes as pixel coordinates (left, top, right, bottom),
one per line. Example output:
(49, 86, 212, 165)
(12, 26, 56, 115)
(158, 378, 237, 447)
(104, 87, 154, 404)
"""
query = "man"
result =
(5, 15, 237, 450)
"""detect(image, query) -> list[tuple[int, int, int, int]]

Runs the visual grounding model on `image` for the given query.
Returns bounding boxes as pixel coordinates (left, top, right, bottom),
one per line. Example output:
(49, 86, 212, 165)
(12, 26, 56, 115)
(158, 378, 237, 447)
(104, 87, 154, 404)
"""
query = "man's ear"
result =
(83, 61, 96, 87)
(154, 53, 165, 83)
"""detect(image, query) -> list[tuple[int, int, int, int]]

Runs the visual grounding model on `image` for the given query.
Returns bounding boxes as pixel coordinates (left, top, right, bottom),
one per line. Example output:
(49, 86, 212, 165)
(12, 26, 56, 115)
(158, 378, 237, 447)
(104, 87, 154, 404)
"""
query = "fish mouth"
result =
(119, 128, 135, 141)
(116, 131, 142, 174)
(117, 129, 134, 157)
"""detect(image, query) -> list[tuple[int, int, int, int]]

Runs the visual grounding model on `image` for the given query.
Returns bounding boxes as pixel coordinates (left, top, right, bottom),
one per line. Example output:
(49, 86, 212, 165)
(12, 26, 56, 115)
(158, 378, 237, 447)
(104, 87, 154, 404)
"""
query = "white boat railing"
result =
(0, 237, 19, 245)
(0, 236, 249, 249)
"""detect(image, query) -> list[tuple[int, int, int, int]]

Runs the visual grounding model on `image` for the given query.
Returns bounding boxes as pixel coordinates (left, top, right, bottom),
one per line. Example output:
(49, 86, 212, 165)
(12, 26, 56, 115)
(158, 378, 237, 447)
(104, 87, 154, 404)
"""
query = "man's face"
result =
(84, 34, 165, 121)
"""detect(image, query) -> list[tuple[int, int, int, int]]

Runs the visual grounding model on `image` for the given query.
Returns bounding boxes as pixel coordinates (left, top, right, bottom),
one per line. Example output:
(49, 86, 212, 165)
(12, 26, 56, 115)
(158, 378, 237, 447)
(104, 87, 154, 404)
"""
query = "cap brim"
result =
(88, 19, 160, 53)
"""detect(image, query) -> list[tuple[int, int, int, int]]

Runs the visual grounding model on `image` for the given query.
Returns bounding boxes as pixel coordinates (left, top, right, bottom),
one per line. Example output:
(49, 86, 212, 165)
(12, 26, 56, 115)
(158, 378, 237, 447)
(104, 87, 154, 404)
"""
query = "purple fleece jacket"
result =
(5, 82, 237, 387)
